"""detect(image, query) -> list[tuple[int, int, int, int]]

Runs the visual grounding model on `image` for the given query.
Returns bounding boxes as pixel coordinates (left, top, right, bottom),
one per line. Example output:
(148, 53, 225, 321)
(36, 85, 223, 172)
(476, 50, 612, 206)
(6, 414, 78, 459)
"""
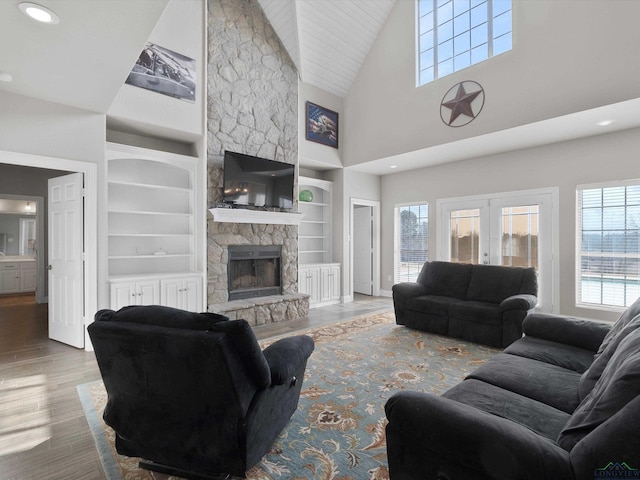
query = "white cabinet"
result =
(298, 177, 332, 264)
(299, 263, 340, 308)
(110, 274, 203, 312)
(161, 275, 202, 311)
(0, 260, 37, 294)
(110, 279, 160, 310)
(106, 144, 206, 312)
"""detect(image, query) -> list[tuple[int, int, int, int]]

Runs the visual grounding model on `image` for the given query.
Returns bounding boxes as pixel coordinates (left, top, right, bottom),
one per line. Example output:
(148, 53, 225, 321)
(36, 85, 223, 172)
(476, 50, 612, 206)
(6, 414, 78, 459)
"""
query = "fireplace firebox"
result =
(227, 245, 282, 301)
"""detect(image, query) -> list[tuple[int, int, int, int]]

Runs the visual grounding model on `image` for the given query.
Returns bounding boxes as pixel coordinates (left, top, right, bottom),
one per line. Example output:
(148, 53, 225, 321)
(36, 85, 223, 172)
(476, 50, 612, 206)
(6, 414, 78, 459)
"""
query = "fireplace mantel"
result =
(209, 208, 304, 225)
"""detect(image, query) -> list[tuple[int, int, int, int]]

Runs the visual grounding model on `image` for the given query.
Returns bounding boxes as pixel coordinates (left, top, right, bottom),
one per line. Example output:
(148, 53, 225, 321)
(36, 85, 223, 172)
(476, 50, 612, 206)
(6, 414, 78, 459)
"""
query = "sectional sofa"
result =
(385, 298, 640, 480)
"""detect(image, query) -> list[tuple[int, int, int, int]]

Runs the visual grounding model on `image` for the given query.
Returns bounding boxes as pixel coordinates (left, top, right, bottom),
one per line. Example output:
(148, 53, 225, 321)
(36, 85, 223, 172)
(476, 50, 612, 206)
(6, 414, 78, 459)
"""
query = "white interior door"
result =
(48, 173, 84, 348)
(353, 205, 373, 295)
(438, 190, 557, 312)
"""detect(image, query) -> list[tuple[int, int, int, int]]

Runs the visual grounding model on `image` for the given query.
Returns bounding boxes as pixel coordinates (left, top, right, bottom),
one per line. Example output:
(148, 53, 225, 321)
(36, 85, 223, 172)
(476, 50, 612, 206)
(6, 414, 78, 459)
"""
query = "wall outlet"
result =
(387, 275, 392, 282)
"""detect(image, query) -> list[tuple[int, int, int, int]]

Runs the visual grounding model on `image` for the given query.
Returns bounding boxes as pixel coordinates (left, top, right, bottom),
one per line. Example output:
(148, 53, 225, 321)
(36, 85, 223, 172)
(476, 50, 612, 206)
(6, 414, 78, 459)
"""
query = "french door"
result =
(438, 189, 557, 312)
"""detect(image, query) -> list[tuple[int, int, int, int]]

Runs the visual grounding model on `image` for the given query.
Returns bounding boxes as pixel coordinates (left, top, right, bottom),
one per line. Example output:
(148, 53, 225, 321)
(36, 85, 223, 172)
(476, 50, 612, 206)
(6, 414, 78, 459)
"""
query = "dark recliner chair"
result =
(88, 305, 314, 479)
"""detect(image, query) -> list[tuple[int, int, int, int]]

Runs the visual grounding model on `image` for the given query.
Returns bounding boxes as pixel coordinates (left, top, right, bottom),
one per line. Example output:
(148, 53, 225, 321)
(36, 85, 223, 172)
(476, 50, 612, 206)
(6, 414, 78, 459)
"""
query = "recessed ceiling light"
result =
(0, 71, 12, 82)
(389, 165, 398, 169)
(597, 120, 613, 127)
(18, 2, 60, 24)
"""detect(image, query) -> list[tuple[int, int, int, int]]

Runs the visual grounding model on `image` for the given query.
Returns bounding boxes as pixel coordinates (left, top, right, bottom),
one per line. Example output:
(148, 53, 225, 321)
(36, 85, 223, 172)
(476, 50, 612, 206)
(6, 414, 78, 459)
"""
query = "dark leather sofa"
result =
(392, 261, 538, 347)
(385, 298, 640, 480)
(88, 305, 314, 478)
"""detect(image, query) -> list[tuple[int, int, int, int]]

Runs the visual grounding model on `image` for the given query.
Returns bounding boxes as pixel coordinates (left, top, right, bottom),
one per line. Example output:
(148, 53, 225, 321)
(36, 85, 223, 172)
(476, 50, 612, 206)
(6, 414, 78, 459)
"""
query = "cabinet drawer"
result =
(0, 263, 19, 270)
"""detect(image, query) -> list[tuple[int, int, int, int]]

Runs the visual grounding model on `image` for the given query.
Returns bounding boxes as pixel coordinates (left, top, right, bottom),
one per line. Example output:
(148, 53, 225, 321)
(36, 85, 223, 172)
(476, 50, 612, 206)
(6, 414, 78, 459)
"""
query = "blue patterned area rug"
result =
(77, 311, 499, 480)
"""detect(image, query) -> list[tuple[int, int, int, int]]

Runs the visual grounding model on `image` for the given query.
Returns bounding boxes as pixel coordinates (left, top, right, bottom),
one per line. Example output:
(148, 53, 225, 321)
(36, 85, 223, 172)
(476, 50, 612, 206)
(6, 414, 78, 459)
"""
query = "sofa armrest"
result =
(392, 281, 427, 299)
(385, 391, 573, 480)
(522, 313, 611, 352)
(262, 335, 314, 386)
(500, 294, 537, 311)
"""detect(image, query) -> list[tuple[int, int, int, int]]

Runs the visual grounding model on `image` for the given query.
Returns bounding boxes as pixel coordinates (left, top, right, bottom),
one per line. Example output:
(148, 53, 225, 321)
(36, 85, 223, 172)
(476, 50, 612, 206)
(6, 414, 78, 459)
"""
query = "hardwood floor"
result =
(0, 294, 392, 480)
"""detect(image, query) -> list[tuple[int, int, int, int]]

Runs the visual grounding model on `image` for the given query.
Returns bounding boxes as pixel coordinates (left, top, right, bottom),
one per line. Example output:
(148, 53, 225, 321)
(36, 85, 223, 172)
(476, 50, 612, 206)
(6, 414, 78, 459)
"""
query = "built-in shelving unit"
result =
(298, 177, 333, 265)
(106, 143, 205, 311)
(298, 177, 340, 307)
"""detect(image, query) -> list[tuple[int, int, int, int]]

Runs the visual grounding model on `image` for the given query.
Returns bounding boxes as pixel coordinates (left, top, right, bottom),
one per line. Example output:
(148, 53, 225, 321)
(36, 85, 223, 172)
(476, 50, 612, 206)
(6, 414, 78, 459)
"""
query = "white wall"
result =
(324, 168, 381, 299)
(344, 0, 640, 167)
(107, 0, 206, 147)
(381, 126, 640, 322)
(0, 91, 105, 162)
(298, 81, 343, 169)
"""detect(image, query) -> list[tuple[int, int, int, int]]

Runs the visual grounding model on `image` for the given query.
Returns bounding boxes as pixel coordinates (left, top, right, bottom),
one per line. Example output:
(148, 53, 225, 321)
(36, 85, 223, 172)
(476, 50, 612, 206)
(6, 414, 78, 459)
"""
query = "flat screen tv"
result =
(222, 151, 295, 210)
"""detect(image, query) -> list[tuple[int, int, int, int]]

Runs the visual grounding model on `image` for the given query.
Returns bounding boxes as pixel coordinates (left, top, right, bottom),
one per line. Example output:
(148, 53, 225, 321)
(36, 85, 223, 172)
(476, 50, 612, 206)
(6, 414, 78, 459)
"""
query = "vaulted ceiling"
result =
(258, 0, 396, 97)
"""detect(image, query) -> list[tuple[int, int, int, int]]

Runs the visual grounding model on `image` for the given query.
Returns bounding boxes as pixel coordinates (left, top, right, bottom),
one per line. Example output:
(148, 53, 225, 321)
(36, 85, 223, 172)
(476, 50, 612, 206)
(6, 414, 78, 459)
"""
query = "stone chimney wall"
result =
(206, 0, 301, 313)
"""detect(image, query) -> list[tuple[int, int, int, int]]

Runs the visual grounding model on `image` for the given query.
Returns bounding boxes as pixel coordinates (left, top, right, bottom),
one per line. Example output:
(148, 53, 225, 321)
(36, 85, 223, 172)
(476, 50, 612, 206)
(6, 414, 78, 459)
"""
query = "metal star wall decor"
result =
(440, 81, 485, 127)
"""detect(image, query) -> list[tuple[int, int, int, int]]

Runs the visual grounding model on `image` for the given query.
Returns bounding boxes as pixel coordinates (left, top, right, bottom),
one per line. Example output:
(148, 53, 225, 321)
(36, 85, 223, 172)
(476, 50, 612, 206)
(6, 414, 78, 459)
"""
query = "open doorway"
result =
(0, 194, 44, 303)
(350, 198, 380, 299)
(0, 151, 98, 349)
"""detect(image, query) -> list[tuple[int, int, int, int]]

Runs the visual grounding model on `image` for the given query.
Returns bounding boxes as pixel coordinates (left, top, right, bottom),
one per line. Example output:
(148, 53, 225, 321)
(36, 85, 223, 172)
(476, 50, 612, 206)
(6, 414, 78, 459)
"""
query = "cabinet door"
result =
(308, 267, 321, 304)
(182, 276, 202, 312)
(161, 278, 182, 309)
(110, 282, 137, 309)
(1, 269, 20, 294)
(138, 280, 160, 305)
(298, 267, 310, 295)
(20, 268, 37, 292)
(319, 267, 330, 303)
(328, 265, 341, 301)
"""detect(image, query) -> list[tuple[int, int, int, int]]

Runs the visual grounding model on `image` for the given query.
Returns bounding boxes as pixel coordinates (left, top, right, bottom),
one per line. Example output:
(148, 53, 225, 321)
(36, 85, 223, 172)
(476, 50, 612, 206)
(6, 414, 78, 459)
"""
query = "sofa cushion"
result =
(96, 305, 228, 330)
(466, 265, 537, 303)
(558, 327, 640, 451)
(578, 314, 640, 399)
(505, 336, 596, 373)
(449, 301, 503, 325)
(467, 353, 582, 413)
(405, 295, 461, 316)
(417, 261, 472, 300)
(404, 295, 463, 335)
(443, 378, 571, 441)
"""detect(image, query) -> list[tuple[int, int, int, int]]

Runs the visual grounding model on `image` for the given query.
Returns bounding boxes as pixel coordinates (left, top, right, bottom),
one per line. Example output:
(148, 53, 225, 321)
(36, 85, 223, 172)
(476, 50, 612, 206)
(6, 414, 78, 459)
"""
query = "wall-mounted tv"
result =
(222, 151, 295, 210)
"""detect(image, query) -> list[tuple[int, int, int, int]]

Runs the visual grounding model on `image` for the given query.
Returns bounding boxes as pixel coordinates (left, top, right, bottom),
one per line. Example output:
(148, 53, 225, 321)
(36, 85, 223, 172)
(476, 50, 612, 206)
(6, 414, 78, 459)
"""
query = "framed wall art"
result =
(305, 102, 338, 149)
(126, 43, 196, 102)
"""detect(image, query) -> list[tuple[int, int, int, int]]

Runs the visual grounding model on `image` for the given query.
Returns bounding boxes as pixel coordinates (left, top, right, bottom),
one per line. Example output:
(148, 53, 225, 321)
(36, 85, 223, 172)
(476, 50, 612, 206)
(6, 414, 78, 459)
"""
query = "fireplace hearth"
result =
(227, 245, 282, 301)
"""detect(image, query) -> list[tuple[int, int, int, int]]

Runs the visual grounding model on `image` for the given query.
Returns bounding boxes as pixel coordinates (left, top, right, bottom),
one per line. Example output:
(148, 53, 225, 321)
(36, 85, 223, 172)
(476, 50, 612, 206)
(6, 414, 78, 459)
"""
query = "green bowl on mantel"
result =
(299, 190, 313, 202)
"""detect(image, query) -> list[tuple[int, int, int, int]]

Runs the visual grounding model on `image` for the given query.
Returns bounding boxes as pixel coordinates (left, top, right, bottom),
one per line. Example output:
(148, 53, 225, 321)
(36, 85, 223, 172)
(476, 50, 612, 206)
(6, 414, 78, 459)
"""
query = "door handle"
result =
(46, 264, 52, 270)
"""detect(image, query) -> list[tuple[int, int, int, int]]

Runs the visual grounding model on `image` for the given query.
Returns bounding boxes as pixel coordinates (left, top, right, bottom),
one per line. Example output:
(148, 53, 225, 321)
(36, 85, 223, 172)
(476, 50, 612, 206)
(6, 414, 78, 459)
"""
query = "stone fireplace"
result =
(205, 0, 309, 324)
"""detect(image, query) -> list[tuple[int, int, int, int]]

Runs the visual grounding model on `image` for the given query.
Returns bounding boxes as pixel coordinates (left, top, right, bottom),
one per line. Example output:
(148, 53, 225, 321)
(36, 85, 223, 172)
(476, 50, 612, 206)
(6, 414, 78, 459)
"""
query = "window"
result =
(395, 203, 429, 283)
(417, 0, 512, 86)
(577, 182, 640, 308)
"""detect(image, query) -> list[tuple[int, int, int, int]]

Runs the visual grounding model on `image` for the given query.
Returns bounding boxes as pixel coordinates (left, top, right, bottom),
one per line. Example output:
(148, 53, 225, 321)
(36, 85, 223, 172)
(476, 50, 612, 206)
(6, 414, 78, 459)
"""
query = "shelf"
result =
(107, 147, 198, 278)
(299, 176, 333, 264)
(109, 254, 191, 260)
(109, 210, 191, 216)
(108, 180, 191, 192)
(209, 208, 305, 225)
